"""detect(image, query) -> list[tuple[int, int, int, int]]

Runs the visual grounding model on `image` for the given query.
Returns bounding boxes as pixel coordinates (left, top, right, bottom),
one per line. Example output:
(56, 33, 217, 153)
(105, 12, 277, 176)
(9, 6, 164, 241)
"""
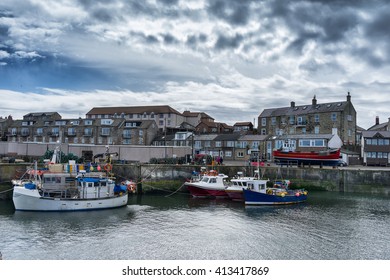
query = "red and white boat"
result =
(273, 148, 341, 166)
(184, 170, 229, 198)
(225, 171, 260, 201)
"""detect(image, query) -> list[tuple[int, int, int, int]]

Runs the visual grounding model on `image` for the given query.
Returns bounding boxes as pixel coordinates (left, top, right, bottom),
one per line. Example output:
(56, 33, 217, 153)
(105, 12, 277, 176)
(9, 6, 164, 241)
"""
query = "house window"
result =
(299, 139, 325, 147)
(297, 116, 306, 125)
(215, 141, 222, 147)
(261, 118, 266, 126)
(251, 141, 259, 149)
(237, 151, 244, 157)
(84, 128, 92, 136)
(227, 141, 234, 147)
(36, 128, 43, 136)
(21, 128, 29, 136)
(225, 151, 232, 157)
(101, 128, 110, 135)
(123, 130, 131, 138)
(314, 126, 320, 134)
(67, 128, 76, 136)
(84, 120, 93, 125)
(101, 119, 113, 125)
(195, 141, 201, 149)
(347, 115, 353, 121)
(271, 117, 276, 125)
(261, 128, 266, 135)
(314, 114, 320, 123)
(331, 113, 337, 121)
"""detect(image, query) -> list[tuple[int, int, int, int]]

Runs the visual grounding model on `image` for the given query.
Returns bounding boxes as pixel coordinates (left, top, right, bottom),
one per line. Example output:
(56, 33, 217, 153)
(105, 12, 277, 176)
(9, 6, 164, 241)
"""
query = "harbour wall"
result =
(1, 164, 390, 200)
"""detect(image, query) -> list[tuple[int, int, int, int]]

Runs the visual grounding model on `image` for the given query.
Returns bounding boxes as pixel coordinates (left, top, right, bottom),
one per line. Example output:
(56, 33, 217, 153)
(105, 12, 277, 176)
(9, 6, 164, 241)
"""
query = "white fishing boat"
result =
(184, 170, 229, 198)
(12, 146, 128, 211)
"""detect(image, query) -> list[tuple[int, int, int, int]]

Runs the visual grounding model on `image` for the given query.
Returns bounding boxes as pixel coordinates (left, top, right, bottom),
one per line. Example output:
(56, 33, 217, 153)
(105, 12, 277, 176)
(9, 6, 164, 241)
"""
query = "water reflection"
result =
(0, 191, 389, 260)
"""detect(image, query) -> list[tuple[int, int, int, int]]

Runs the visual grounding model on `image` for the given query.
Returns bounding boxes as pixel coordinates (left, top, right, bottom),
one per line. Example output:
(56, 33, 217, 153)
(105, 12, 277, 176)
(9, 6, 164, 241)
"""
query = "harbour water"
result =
(0, 191, 389, 260)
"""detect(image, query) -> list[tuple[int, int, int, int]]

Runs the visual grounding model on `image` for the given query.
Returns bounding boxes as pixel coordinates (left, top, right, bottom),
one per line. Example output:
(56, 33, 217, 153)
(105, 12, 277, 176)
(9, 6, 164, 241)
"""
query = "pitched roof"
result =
(182, 110, 214, 120)
(86, 105, 182, 116)
(238, 134, 270, 141)
(213, 133, 242, 141)
(367, 122, 388, 131)
(362, 130, 390, 138)
(234, 122, 253, 126)
(259, 101, 349, 118)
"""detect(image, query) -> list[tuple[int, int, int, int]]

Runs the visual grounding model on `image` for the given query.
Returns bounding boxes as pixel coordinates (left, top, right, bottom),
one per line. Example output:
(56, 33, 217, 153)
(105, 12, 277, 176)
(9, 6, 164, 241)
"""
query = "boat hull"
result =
(273, 149, 341, 166)
(185, 183, 228, 198)
(12, 187, 128, 211)
(243, 189, 307, 205)
(225, 189, 244, 201)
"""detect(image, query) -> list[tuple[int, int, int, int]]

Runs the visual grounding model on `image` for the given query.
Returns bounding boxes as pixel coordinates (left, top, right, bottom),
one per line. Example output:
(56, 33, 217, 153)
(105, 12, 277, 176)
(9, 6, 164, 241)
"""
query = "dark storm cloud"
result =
(215, 34, 244, 50)
(186, 33, 208, 49)
(162, 33, 178, 45)
(365, 8, 390, 40)
(274, 3, 360, 54)
(91, 8, 115, 22)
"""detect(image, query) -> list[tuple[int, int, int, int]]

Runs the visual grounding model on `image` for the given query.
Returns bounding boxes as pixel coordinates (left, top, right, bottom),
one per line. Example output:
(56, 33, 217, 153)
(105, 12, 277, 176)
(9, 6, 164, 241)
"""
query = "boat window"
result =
(260, 184, 265, 190)
(210, 178, 217, 184)
(44, 177, 56, 183)
(242, 182, 247, 186)
(248, 183, 254, 190)
(65, 177, 76, 183)
(201, 177, 209, 183)
(55, 177, 61, 184)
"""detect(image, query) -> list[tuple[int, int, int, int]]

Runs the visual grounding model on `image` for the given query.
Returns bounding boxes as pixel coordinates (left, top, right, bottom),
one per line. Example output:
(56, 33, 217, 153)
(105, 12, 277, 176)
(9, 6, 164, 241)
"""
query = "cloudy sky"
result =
(1, 0, 390, 129)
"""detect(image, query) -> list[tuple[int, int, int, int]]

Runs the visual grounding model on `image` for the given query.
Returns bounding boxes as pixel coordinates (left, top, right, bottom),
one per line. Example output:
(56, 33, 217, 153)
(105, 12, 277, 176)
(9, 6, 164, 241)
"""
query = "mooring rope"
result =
(0, 188, 14, 194)
(164, 183, 186, 197)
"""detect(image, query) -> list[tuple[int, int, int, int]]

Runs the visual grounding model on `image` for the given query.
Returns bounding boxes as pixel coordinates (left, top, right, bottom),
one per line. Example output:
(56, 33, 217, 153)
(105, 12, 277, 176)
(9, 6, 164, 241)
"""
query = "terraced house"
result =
(258, 93, 357, 157)
(86, 105, 184, 133)
(7, 112, 159, 146)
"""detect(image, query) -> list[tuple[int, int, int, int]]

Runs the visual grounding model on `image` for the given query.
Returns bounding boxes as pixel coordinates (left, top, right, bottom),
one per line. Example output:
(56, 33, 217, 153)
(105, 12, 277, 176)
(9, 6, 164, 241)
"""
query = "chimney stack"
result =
(347, 92, 351, 102)
(291, 101, 295, 108)
(312, 95, 317, 105)
(388, 118, 390, 131)
(376, 116, 379, 125)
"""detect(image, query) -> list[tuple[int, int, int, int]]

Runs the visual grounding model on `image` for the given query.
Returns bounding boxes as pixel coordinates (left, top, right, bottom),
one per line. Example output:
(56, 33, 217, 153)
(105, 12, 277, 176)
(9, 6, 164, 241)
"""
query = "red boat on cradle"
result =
(184, 170, 229, 198)
(273, 148, 341, 166)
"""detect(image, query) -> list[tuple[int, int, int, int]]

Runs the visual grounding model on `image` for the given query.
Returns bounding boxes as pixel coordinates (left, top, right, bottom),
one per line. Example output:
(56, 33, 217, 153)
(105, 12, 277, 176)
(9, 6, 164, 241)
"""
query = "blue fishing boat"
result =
(243, 179, 308, 206)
